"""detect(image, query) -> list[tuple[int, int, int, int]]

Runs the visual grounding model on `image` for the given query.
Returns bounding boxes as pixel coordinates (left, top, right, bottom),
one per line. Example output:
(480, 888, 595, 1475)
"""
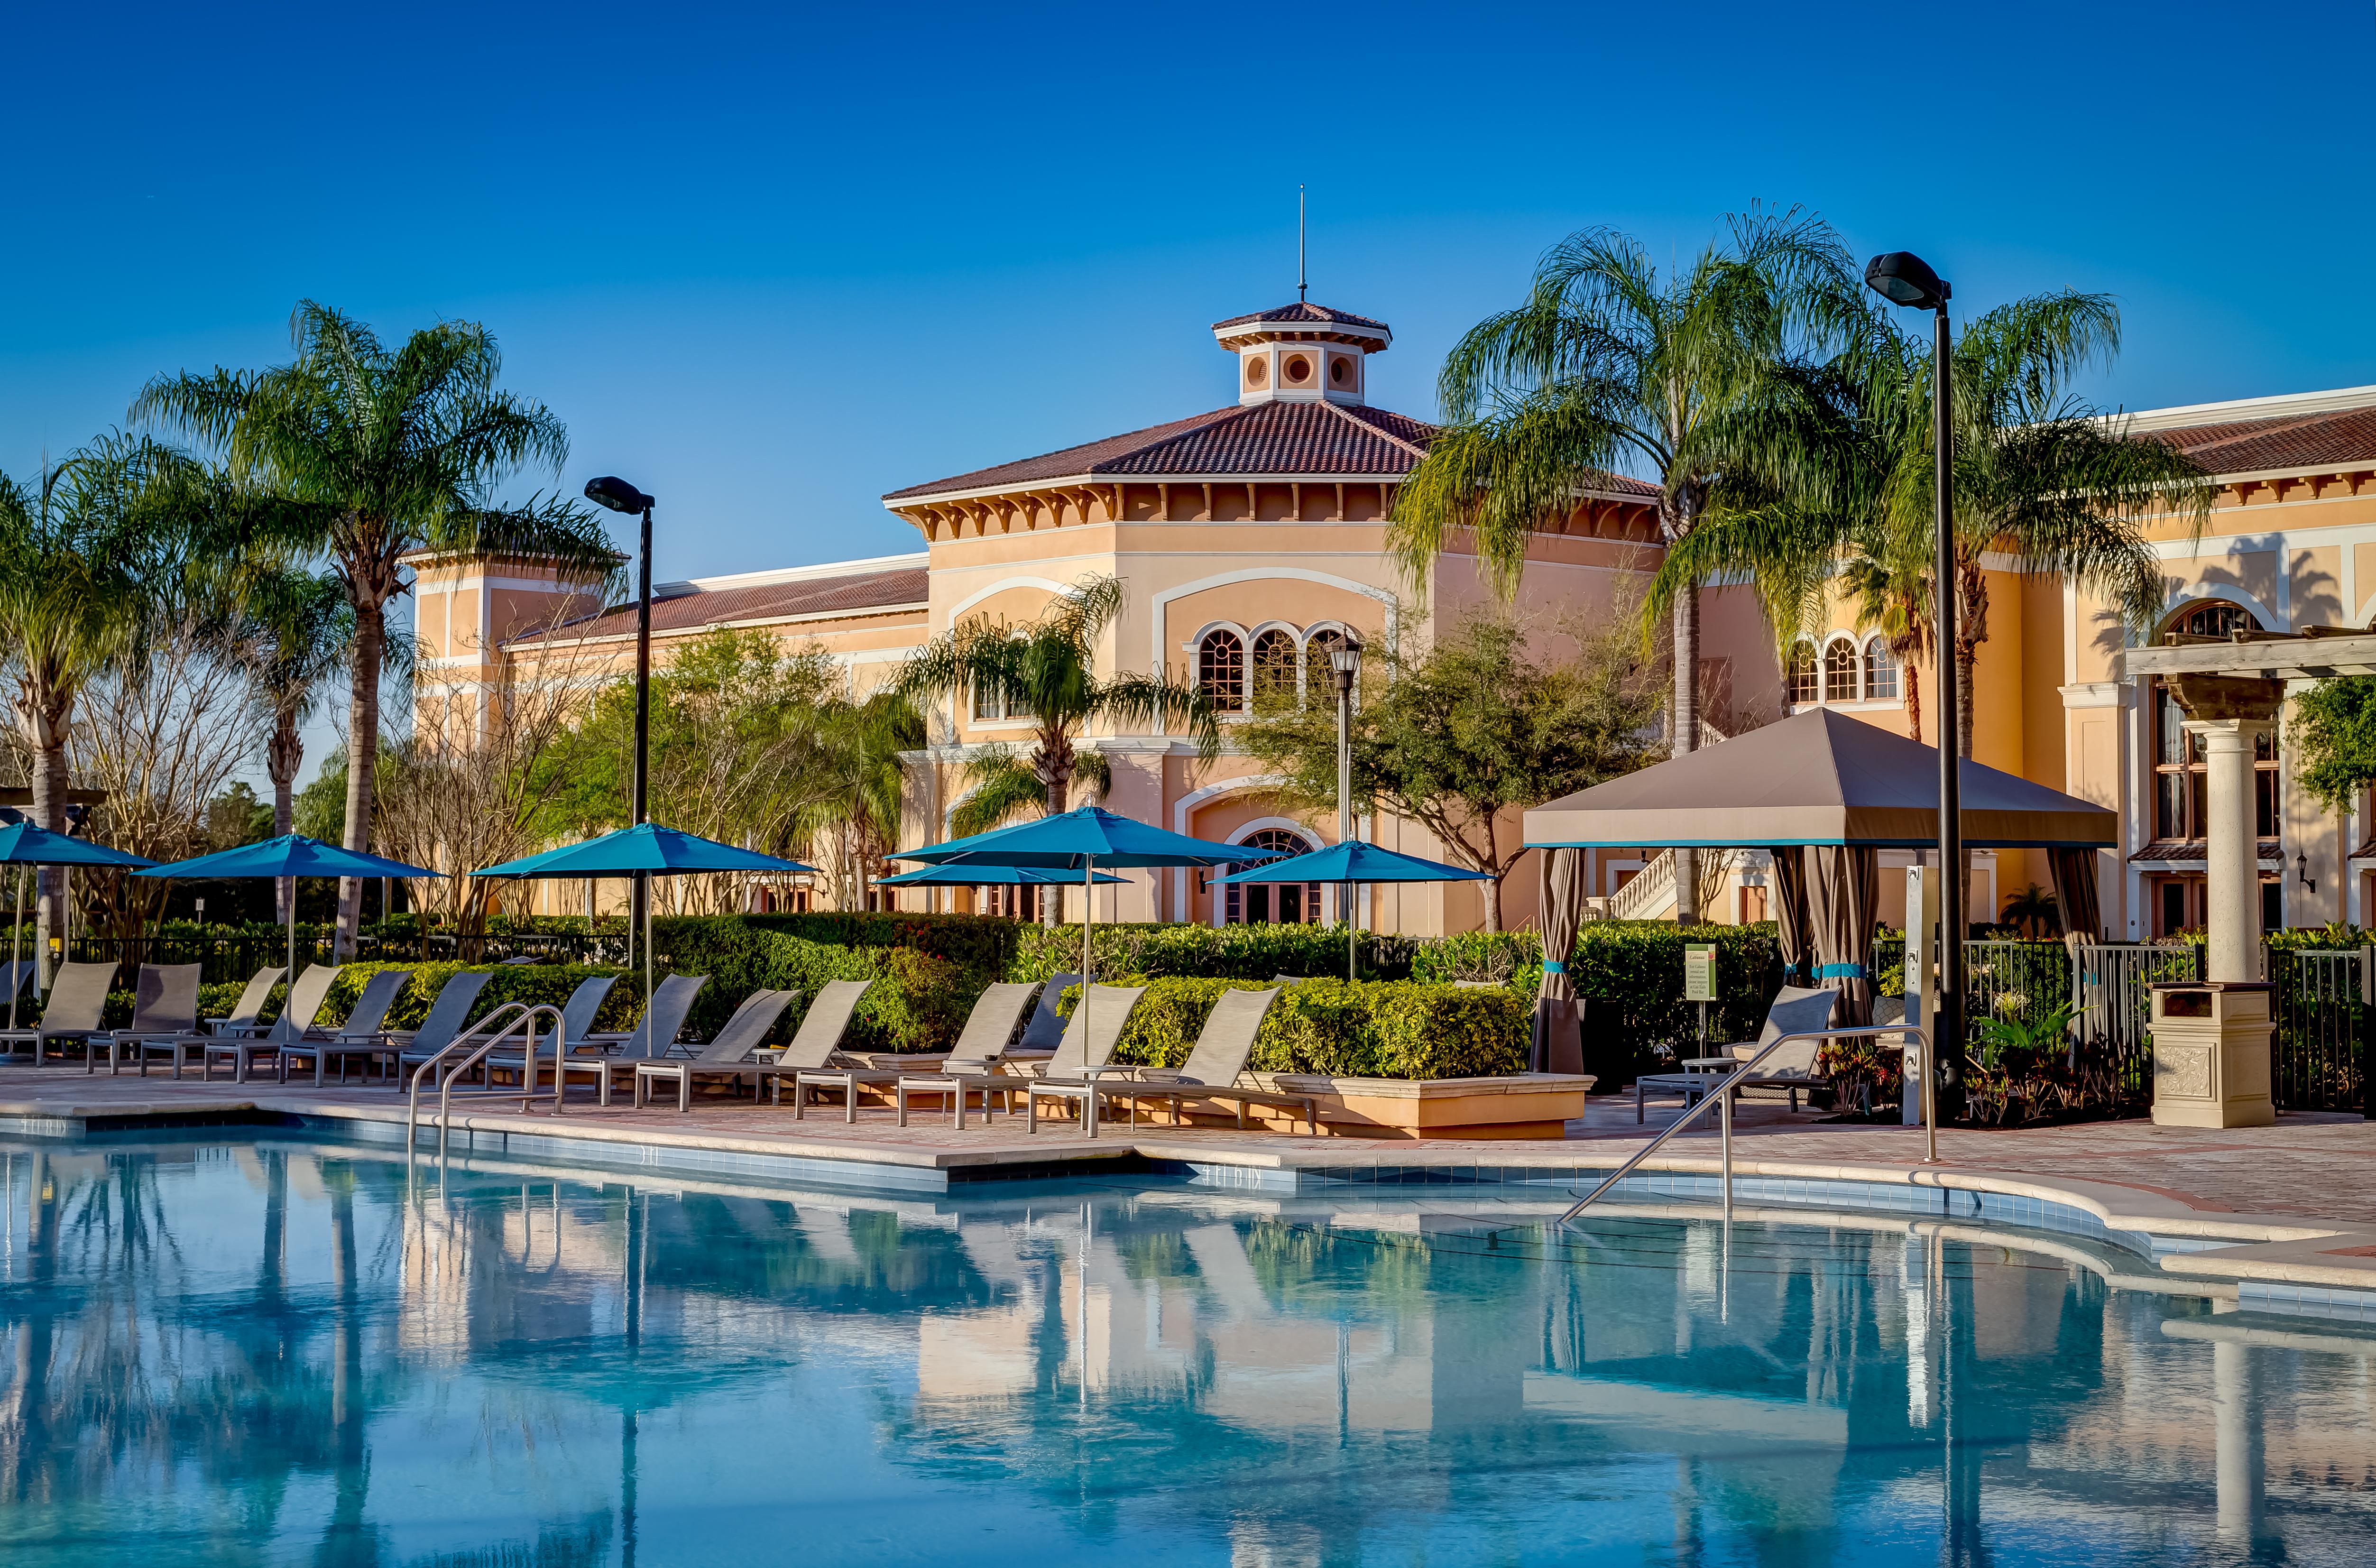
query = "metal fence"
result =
(2266, 947, 2369, 1114)
(52, 929, 627, 984)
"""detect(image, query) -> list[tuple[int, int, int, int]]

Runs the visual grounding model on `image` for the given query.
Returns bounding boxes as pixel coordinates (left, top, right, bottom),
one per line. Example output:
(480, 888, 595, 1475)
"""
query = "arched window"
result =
(2151, 600, 2278, 844)
(1785, 642, 1819, 706)
(1863, 638, 1898, 700)
(1250, 629, 1298, 711)
(1223, 828, 1322, 925)
(1199, 629, 1245, 713)
(1306, 628, 1352, 707)
(1823, 640, 1859, 702)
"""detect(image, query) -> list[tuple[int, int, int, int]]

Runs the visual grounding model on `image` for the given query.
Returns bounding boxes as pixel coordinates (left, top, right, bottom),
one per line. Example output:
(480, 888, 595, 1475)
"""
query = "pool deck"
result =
(3, 1062, 2372, 1319)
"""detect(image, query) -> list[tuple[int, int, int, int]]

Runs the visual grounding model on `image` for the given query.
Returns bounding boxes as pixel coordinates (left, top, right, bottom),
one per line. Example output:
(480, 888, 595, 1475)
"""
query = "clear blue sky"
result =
(5, 1, 2371, 600)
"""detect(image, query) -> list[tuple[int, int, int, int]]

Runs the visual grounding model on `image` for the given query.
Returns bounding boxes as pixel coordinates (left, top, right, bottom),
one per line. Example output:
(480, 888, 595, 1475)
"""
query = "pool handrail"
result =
(1557, 1023, 1936, 1227)
(405, 1003, 567, 1153)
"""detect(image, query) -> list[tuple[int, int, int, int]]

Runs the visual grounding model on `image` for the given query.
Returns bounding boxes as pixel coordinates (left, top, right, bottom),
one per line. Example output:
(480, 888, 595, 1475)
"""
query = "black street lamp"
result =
(585, 476, 656, 966)
(1865, 251, 1960, 1133)
(1330, 637, 1363, 948)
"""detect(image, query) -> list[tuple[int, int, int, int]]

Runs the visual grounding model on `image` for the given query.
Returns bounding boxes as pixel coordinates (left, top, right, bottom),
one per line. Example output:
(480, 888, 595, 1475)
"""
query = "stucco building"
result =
(407, 291, 2376, 941)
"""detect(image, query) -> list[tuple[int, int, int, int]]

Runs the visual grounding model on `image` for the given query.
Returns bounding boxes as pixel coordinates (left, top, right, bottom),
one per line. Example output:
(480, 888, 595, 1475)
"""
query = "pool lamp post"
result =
(584, 476, 656, 975)
(1865, 251, 1958, 1144)
(1330, 637, 1362, 942)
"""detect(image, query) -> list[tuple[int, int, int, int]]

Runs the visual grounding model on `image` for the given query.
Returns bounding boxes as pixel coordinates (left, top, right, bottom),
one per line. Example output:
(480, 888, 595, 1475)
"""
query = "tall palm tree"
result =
(1390, 210, 1861, 920)
(133, 301, 620, 955)
(896, 576, 1220, 923)
(0, 436, 233, 969)
(1838, 538, 1934, 745)
(239, 569, 352, 921)
(791, 691, 927, 912)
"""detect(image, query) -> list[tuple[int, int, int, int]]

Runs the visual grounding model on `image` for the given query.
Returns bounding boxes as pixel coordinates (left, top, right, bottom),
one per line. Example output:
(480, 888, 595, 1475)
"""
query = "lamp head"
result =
(1328, 636, 1363, 676)
(584, 476, 654, 514)
(1864, 252, 1951, 312)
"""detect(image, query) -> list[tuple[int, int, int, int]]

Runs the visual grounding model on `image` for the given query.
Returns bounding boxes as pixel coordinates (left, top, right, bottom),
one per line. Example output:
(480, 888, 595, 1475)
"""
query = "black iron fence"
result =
(2266, 947, 2369, 1114)
(50, 929, 628, 984)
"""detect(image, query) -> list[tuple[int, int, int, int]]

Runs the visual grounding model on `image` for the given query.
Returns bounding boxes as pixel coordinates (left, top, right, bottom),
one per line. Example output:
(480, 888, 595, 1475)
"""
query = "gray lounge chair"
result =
(206, 966, 286, 1039)
(753, 980, 889, 1120)
(274, 968, 414, 1085)
(546, 973, 708, 1106)
(1012, 972, 1079, 1054)
(1700, 985, 1851, 1111)
(632, 988, 802, 1111)
(383, 970, 501, 1085)
(554, 973, 623, 1049)
(886, 981, 1048, 1128)
(0, 961, 120, 1066)
(982, 984, 1147, 1133)
(0, 960, 34, 1005)
(206, 964, 344, 1083)
(101, 963, 203, 1076)
(1075, 986, 1316, 1137)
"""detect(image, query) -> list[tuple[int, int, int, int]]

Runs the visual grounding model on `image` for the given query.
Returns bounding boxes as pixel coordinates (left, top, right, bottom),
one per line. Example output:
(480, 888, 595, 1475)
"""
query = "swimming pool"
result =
(1, 1133, 2370, 1566)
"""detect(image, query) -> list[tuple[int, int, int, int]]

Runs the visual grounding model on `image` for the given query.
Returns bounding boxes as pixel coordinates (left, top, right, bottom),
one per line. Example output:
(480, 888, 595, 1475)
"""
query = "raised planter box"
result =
(1205, 1070, 1596, 1140)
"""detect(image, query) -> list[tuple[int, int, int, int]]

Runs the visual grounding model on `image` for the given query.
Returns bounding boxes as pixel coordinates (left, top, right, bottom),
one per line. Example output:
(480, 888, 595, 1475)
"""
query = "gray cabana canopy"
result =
(1523, 708, 2117, 851)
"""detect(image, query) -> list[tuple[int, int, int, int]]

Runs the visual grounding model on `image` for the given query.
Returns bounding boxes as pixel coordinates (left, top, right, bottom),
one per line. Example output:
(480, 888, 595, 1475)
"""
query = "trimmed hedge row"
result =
(650, 918, 976, 1051)
(320, 963, 649, 1035)
(1057, 978, 1529, 1080)
(1012, 922, 1420, 984)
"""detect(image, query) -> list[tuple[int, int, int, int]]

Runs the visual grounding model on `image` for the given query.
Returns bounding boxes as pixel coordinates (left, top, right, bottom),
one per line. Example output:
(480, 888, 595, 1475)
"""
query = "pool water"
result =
(0, 1135, 2371, 1566)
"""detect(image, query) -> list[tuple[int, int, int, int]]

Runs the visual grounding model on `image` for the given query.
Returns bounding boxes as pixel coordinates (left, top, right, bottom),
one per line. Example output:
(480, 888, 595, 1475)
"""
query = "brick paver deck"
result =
(4, 1063, 2370, 1223)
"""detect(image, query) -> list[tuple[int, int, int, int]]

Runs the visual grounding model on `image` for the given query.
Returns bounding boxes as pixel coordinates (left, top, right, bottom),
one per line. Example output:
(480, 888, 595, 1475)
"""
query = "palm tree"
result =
(791, 692, 926, 913)
(238, 569, 350, 921)
(896, 576, 1220, 923)
(1390, 210, 1862, 920)
(1838, 539, 1935, 744)
(0, 435, 228, 970)
(133, 301, 620, 955)
(2001, 882, 2062, 938)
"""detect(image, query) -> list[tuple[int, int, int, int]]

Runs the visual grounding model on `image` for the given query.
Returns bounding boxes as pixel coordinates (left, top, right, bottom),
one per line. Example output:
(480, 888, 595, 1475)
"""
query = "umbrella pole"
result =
(640, 870, 653, 1047)
(8, 865, 21, 1032)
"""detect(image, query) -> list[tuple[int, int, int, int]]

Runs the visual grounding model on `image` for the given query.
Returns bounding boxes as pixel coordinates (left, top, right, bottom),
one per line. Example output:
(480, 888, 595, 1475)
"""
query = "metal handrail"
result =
(1558, 1023, 1936, 1227)
(406, 1004, 567, 1153)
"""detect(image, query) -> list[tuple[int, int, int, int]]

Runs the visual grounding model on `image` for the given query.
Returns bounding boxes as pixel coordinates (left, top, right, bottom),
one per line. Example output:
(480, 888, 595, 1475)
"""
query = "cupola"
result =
(1211, 302, 1391, 408)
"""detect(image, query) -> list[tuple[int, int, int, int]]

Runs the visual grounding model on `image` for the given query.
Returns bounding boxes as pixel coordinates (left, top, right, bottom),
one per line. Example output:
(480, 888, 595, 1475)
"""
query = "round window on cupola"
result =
(1244, 356, 1268, 388)
(1328, 356, 1349, 386)
(1282, 353, 1313, 385)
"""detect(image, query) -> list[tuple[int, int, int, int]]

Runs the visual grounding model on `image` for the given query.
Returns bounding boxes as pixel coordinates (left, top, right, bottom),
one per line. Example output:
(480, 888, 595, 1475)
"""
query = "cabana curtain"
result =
(1770, 848, 1813, 987)
(1806, 845, 1879, 1028)
(2048, 846, 2103, 942)
(1532, 848, 1584, 1074)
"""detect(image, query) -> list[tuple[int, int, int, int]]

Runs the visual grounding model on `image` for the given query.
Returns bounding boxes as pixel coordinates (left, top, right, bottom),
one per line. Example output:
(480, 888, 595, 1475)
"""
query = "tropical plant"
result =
(895, 575, 1220, 919)
(132, 300, 622, 954)
(1837, 533, 1934, 743)
(791, 691, 928, 913)
(236, 568, 351, 919)
(2000, 882, 2063, 939)
(948, 744, 1110, 839)
(1389, 209, 1862, 919)
(1972, 999, 2077, 1070)
(2288, 676, 2376, 811)
(1237, 608, 1666, 931)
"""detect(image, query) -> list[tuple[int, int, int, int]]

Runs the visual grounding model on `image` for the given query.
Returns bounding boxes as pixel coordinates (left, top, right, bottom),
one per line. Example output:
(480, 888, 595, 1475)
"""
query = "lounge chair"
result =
(553, 973, 623, 1049)
(0, 961, 120, 1066)
(747, 980, 888, 1120)
(1635, 985, 1845, 1121)
(545, 973, 708, 1106)
(205, 966, 286, 1039)
(631, 988, 802, 1111)
(886, 981, 1048, 1128)
(1011, 972, 1079, 1056)
(381, 970, 500, 1086)
(988, 984, 1147, 1133)
(1058, 987, 1317, 1137)
(100, 963, 203, 1076)
(273, 968, 414, 1086)
(425, 970, 625, 1089)
(0, 960, 34, 1006)
(205, 964, 343, 1083)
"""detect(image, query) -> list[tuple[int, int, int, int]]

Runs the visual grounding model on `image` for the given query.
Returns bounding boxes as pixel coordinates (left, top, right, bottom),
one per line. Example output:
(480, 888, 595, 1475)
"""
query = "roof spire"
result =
(1297, 185, 1307, 302)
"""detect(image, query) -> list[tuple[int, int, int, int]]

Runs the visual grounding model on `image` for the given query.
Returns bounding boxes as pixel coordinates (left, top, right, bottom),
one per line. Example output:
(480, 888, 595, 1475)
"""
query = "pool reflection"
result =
(0, 1137, 2371, 1566)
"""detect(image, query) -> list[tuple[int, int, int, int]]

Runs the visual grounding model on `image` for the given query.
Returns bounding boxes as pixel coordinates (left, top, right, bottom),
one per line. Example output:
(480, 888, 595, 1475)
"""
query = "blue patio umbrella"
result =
(476, 822, 820, 1028)
(892, 806, 1264, 1050)
(1216, 840, 1492, 979)
(138, 835, 442, 1000)
(0, 821, 156, 1029)
(878, 864, 1124, 887)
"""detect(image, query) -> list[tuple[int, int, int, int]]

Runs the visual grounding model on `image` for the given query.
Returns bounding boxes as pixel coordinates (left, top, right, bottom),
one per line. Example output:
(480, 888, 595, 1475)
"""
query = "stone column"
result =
(2213, 1337, 2265, 1545)
(2184, 717, 2269, 983)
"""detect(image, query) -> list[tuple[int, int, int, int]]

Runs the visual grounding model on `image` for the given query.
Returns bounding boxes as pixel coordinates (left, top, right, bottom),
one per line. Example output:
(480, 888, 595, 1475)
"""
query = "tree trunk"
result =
(334, 598, 387, 959)
(267, 704, 302, 925)
(1041, 768, 1068, 929)
(1904, 652, 1924, 746)
(29, 725, 69, 989)
(1954, 555, 1987, 761)
(1671, 581, 1701, 925)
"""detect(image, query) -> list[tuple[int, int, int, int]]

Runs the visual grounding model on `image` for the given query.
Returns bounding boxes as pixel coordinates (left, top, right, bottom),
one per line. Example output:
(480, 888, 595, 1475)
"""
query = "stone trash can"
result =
(2148, 980, 2275, 1128)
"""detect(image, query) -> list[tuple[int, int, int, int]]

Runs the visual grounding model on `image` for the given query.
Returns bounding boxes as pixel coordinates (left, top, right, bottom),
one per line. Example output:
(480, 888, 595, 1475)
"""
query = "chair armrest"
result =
(1681, 1056, 1743, 1070)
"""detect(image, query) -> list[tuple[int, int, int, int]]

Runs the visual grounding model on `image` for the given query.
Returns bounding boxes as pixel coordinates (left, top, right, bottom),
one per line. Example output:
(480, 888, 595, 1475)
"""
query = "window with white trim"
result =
(1823, 640, 1859, 702)
(1199, 630, 1245, 713)
(1863, 637, 1899, 700)
(1222, 828, 1321, 924)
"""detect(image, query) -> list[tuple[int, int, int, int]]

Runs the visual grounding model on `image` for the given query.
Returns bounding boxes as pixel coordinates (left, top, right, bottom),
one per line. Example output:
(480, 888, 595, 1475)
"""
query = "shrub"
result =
(1565, 922, 1780, 1085)
(1012, 922, 1417, 983)
(319, 963, 648, 1034)
(1059, 977, 1528, 1080)
(646, 918, 977, 1052)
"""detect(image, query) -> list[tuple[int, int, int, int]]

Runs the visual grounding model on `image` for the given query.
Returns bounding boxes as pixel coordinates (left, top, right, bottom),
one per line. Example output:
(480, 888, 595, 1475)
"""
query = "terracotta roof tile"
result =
(508, 565, 926, 646)
(2140, 406, 2376, 476)
(884, 398, 1660, 503)
(1211, 301, 1392, 333)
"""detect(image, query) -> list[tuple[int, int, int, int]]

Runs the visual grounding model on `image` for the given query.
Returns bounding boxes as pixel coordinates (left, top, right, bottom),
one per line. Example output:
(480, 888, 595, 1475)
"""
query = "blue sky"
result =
(5, 0, 2373, 775)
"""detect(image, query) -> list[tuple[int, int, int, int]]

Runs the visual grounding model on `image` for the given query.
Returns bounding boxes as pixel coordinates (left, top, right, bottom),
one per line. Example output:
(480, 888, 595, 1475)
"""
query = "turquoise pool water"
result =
(0, 1134, 2370, 1566)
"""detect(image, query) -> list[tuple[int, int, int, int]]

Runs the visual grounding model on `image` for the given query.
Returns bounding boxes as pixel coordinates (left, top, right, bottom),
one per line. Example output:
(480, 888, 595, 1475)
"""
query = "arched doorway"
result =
(1223, 827, 1321, 925)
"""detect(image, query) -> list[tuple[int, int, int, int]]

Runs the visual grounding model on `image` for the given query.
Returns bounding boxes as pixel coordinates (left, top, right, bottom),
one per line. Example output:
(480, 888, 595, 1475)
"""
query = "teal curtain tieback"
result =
(1540, 960, 1566, 974)
(1815, 963, 1868, 980)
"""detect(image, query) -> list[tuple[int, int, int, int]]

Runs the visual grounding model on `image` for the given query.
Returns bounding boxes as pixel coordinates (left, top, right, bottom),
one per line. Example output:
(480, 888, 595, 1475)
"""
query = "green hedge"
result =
(1011, 921, 1418, 983)
(1057, 977, 1528, 1080)
(649, 918, 975, 1052)
(321, 963, 649, 1034)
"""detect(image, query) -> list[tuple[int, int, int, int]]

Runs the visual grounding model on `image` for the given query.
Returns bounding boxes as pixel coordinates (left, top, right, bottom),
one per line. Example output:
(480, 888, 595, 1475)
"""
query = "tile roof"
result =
(1211, 301, 1392, 333)
(507, 565, 926, 646)
(884, 398, 1660, 502)
(2139, 406, 2376, 477)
